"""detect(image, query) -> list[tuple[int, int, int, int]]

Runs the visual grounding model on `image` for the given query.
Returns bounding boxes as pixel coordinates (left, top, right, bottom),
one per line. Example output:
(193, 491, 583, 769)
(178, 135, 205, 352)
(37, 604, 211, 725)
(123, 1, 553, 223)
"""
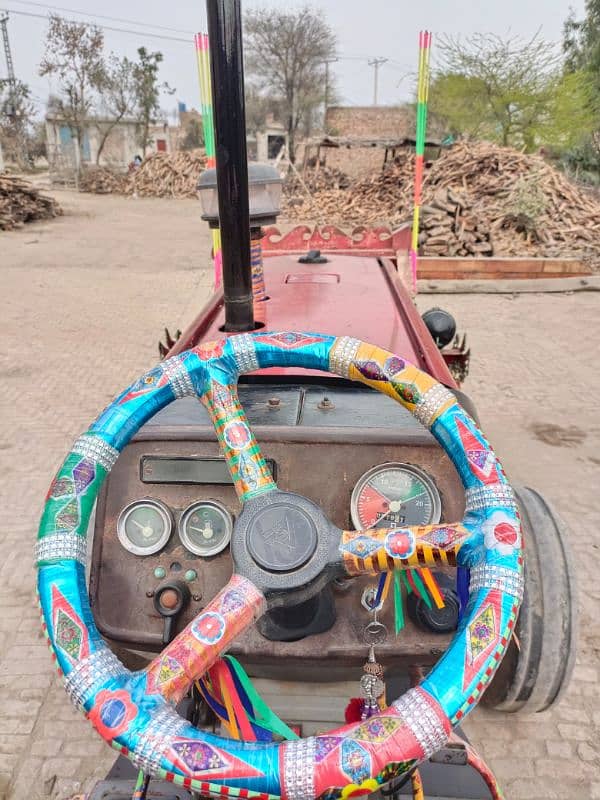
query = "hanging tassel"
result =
(456, 566, 471, 621)
(419, 567, 445, 610)
(393, 570, 405, 634)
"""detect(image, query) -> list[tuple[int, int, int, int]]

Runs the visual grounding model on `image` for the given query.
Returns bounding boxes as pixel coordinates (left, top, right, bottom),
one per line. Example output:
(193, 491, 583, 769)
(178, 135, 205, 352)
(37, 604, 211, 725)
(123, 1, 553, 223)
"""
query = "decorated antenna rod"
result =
(410, 30, 432, 294)
(194, 31, 223, 289)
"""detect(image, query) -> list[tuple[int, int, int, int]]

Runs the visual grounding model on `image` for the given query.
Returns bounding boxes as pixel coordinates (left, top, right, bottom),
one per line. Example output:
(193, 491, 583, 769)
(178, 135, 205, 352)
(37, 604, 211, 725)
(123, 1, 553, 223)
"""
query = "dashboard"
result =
(89, 383, 466, 678)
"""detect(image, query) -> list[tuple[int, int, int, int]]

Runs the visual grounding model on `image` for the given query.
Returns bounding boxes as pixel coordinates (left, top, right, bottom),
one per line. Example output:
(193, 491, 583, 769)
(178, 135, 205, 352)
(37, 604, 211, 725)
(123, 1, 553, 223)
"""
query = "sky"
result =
(1, 0, 587, 121)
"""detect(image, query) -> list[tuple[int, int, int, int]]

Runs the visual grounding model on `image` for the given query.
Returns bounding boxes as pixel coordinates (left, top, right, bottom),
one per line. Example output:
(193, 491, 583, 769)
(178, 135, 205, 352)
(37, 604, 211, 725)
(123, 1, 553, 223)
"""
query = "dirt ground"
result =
(1, 190, 599, 799)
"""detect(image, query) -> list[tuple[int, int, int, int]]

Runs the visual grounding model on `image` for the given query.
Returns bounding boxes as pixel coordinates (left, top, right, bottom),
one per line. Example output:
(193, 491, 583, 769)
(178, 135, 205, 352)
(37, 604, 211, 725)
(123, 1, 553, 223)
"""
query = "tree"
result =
(564, 0, 600, 88)
(430, 32, 560, 150)
(244, 7, 337, 161)
(0, 78, 34, 167)
(94, 55, 137, 164)
(132, 47, 173, 155)
(181, 117, 204, 151)
(39, 14, 107, 169)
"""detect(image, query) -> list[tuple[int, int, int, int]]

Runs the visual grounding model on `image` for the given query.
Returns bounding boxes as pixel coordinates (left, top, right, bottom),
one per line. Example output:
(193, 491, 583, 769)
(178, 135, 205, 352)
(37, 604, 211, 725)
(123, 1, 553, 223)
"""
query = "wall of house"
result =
(325, 105, 414, 139)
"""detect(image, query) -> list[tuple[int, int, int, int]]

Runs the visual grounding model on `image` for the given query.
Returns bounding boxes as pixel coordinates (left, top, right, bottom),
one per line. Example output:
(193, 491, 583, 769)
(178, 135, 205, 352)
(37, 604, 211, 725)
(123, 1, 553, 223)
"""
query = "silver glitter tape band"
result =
(282, 737, 316, 800)
(72, 435, 119, 472)
(64, 647, 127, 711)
(329, 336, 361, 379)
(36, 531, 87, 565)
(393, 688, 448, 758)
(162, 356, 195, 399)
(230, 334, 259, 374)
(413, 385, 456, 428)
(465, 484, 518, 514)
(128, 704, 187, 775)
(470, 563, 524, 600)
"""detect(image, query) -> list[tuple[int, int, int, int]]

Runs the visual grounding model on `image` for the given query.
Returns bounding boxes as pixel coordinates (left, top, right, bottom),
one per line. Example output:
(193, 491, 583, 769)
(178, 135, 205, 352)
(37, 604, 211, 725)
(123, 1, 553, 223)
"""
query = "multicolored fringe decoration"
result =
(410, 30, 433, 294)
(194, 32, 223, 289)
(196, 656, 299, 742)
(376, 566, 444, 636)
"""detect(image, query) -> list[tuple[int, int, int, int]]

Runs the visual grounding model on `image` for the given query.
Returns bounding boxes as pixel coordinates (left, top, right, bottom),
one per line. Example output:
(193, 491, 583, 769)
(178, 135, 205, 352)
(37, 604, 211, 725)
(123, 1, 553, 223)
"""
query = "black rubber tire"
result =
(481, 485, 577, 713)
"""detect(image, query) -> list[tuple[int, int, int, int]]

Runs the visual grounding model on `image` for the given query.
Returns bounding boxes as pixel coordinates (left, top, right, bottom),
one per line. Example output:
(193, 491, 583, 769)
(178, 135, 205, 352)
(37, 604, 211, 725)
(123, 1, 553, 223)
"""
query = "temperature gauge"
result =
(117, 499, 173, 555)
(351, 463, 441, 530)
(178, 501, 233, 557)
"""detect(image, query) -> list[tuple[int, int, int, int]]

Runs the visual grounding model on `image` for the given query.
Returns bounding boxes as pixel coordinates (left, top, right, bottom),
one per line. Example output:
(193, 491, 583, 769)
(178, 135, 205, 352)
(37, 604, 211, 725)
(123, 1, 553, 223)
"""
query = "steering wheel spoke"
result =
(338, 523, 471, 576)
(200, 377, 276, 501)
(144, 575, 266, 705)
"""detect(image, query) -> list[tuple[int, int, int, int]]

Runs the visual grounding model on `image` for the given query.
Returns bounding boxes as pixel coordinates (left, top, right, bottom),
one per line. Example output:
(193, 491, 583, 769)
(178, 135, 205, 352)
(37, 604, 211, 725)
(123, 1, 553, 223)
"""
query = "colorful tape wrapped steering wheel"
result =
(36, 332, 523, 800)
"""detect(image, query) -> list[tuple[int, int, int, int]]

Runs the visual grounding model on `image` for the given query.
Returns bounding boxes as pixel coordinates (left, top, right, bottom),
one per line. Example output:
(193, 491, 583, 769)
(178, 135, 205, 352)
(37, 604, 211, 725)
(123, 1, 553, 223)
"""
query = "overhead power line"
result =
(8, 0, 197, 35)
(2, 7, 193, 43)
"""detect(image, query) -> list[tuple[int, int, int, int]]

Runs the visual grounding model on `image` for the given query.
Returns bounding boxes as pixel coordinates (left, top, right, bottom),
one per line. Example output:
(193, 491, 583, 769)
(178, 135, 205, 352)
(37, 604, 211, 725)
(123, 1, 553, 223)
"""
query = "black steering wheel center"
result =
(232, 489, 341, 602)
(247, 503, 318, 572)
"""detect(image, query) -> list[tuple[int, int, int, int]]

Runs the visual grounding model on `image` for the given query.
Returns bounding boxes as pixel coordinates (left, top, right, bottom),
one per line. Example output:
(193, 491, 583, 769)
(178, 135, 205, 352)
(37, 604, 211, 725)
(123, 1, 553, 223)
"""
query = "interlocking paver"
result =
(2, 190, 598, 798)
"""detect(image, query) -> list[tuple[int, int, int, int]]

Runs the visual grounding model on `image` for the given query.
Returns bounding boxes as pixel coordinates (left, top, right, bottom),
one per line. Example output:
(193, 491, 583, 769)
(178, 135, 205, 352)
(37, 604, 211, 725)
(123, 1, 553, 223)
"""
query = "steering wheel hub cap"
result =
(247, 503, 318, 572)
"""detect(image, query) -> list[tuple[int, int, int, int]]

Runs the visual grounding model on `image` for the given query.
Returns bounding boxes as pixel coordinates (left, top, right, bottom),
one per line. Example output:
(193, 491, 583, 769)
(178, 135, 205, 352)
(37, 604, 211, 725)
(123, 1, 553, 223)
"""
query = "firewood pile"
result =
(283, 141, 600, 269)
(79, 151, 207, 198)
(79, 167, 127, 194)
(0, 174, 62, 231)
(284, 165, 351, 212)
(126, 151, 207, 198)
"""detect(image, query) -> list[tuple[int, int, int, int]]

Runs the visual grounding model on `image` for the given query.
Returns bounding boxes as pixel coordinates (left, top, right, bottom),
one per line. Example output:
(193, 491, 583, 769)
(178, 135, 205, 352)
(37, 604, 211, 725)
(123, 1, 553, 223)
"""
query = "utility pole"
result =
(323, 57, 338, 132)
(368, 57, 388, 106)
(0, 11, 17, 117)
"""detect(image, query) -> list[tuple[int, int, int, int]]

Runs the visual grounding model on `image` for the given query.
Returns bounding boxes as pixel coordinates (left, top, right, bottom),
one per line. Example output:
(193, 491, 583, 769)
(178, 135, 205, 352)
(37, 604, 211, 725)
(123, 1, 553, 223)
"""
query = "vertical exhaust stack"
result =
(206, 0, 254, 331)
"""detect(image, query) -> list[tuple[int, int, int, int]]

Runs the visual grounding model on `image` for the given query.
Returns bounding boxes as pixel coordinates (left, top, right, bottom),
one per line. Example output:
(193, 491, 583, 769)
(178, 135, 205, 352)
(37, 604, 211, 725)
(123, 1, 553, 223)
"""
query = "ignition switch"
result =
(154, 581, 191, 644)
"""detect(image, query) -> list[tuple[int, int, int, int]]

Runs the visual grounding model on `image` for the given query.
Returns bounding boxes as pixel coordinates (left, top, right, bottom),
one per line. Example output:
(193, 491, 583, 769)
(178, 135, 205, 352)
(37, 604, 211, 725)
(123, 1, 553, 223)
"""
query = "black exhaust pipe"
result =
(206, 0, 254, 331)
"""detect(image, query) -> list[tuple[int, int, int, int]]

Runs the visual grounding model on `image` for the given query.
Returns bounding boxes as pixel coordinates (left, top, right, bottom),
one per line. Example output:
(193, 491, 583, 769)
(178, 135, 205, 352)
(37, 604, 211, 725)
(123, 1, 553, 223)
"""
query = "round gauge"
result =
(117, 499, 173, 555)
(351, 463, 441, 530)
(178, 501, 233, 557)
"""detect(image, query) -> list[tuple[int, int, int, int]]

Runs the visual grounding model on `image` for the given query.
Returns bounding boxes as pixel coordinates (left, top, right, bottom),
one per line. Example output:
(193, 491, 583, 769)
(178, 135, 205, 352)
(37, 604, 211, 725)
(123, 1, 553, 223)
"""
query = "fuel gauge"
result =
(179, 500, 233, 557)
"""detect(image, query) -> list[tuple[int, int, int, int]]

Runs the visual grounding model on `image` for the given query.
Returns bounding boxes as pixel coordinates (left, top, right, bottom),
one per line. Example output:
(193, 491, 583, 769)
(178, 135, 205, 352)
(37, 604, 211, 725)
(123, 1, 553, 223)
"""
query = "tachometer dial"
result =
(178, 501, 233, 557)
(351, 463, 441, 530)
(117, 499, 173, 555)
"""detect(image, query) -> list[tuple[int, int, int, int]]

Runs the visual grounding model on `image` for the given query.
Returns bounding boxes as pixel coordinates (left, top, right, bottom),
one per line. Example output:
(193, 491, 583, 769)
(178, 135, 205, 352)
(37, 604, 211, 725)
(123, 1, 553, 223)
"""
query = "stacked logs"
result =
(0, 174, 62, 231)
(78, 151, 207, 198)
(126, 151, 207, 198)
(419, 188, 493, 257)
(282, 142, 600, 270)
(79, 167, 127, 194)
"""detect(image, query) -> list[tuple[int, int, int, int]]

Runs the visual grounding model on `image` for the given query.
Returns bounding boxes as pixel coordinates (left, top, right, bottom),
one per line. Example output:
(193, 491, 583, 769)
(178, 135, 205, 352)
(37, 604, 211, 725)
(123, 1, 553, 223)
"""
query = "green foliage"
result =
(132, 47, 174, 153)
(0, 78, 34, 167)
(430, 32, 560, 150)
(39, 15, 107, 165)
(181, 117, 204, 151)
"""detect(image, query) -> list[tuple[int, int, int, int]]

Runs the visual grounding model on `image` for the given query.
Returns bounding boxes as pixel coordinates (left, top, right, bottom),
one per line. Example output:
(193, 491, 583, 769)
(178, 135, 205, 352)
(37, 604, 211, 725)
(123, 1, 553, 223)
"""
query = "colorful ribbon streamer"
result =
(197, 656, 299, 743)
(410, 30, 433, 294)
(194, 32, 223, 289)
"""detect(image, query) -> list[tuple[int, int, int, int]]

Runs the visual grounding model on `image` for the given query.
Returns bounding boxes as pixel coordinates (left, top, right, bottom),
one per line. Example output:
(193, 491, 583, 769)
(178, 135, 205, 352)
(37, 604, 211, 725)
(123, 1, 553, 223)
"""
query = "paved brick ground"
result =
(1, 190, 598, 799)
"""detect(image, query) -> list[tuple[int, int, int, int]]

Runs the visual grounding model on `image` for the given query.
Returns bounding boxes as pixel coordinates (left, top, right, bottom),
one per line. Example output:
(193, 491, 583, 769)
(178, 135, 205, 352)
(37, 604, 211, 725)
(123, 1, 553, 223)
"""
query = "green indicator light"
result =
(184, 569, 197, 582)
(153, 566, 166, 579)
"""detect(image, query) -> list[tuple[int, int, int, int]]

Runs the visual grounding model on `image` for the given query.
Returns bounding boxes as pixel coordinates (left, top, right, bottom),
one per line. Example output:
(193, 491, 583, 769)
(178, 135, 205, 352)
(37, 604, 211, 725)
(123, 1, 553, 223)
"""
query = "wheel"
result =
(482, 486, 577, 713)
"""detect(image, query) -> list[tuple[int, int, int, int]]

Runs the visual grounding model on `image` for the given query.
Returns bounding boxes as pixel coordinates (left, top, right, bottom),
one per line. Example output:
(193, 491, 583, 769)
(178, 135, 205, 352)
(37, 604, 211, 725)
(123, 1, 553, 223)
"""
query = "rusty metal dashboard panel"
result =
(89, 384, 466, 677)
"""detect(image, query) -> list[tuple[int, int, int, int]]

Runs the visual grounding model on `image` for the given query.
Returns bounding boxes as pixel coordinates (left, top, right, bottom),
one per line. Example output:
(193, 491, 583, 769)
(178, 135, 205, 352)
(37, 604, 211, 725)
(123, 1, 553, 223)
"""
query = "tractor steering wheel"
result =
(36, 332, 523, 800)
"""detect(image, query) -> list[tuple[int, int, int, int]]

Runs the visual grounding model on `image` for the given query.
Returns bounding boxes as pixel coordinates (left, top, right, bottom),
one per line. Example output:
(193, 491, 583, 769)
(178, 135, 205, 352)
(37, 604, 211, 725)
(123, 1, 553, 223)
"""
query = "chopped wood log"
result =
(0, 174, 62, 231)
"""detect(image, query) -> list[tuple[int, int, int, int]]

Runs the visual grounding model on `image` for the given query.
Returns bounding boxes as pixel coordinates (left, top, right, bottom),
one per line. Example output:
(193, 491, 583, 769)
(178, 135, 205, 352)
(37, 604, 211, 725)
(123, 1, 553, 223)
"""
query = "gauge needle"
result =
(132, 519, 155, 538)
(189, 524, 214, 539)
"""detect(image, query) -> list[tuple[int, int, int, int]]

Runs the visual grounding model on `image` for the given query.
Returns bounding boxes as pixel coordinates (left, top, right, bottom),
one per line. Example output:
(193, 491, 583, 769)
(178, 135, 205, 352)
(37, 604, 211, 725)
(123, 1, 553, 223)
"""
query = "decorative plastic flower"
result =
(88, 689, 138, 741)
(482, 511, 520, 557)
(192, 611, 226, 644)
(193, 339, 226, 360)
(384, 529, 415, 559)
(340, 778, 380, 798)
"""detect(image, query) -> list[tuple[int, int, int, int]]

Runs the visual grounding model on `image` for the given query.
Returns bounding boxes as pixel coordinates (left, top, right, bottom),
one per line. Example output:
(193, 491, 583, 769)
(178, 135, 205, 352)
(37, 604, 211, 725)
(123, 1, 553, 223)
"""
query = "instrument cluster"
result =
(117, 498, 233, 558)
